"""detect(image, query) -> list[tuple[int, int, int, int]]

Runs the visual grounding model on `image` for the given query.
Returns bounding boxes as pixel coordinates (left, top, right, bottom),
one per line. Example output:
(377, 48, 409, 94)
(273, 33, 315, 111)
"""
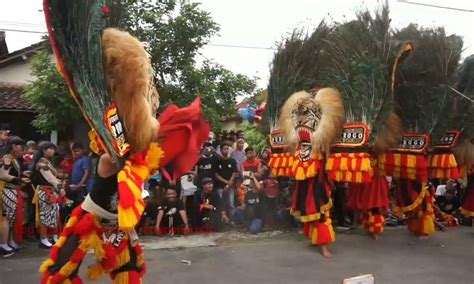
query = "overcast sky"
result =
(1, 0, 473, 88)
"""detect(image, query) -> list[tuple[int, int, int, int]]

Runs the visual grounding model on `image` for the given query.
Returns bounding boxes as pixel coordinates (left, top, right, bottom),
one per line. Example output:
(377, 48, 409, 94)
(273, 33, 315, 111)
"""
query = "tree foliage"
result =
(239, 122, 269, 156)
(23, 49, 82, 133)
(119, 0, 257, 130)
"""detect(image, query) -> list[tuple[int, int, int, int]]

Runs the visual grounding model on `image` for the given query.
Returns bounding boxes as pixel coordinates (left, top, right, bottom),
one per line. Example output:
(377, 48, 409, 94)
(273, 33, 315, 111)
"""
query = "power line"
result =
(0, 21, 45, 27)
(396, 0, 474, 12)
(207, 43, 276, 51)
(0, 28, 278, 51)
(0, 28, 46, 34)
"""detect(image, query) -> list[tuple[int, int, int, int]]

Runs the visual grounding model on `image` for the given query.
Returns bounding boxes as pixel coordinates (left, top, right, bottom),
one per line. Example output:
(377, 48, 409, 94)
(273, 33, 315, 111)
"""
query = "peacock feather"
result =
(43, 0, 126, 165)
(392, 24, 463, 142)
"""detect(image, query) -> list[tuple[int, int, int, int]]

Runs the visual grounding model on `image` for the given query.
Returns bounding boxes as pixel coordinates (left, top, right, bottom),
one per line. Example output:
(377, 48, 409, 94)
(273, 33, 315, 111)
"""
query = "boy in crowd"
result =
(68, 142, 91, 208)
(192, 177, 230, 231)
(241, 147, 263, 180)
(233, 172, 264, 234)
(215, 143, 238, 201)
(155, 188, 189, 236)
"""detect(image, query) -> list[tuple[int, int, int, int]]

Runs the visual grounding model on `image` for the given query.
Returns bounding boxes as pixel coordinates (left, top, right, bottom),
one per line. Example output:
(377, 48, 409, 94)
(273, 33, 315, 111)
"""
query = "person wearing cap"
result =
(0, 136, 29, 257)
(195, 142, 218, 188)
(192, 177, 230, 231)
(30, 142, 65, 249)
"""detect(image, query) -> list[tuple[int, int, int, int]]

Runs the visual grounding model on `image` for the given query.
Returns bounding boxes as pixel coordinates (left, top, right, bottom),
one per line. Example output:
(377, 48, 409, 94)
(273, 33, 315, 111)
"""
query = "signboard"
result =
(395, 133, 429, 153)
(332, 124, 369, 148)
(434, 130, 460, 149)
(269, 130, 287, 149)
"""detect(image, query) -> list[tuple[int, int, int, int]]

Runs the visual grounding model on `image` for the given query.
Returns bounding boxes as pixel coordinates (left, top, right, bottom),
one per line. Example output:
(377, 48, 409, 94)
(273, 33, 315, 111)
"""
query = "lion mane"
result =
(279, 88, 345, 154)
(102, 28, 160, 153)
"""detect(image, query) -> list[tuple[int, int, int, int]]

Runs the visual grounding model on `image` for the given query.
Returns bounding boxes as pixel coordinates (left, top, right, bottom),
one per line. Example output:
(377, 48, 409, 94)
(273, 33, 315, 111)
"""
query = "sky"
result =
(1, 0, 474, 88)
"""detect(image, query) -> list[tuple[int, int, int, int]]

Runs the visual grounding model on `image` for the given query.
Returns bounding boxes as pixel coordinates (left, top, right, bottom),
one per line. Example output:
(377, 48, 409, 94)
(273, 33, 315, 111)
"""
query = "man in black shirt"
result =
(195, 143, 218, 188)
(233, 172, 263, 234)
(155, 188, 190, 236)
(215, 143, 238, 214)
(192, 177, 230, 231)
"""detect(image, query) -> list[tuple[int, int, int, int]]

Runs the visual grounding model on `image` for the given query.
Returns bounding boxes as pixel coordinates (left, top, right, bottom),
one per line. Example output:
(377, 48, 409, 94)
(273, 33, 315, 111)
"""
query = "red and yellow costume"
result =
(40, 1, 210, 283)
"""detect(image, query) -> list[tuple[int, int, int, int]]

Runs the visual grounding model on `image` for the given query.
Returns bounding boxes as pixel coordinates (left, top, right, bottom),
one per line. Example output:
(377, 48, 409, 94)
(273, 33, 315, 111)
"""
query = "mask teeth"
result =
(297, 126, 312, 143)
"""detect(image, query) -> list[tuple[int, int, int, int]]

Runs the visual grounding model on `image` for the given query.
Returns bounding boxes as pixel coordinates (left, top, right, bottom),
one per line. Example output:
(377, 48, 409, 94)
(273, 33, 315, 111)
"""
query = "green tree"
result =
(239, 122, 269, 156)
(120, 1, 257, 130)
(23, 49, 82, 133)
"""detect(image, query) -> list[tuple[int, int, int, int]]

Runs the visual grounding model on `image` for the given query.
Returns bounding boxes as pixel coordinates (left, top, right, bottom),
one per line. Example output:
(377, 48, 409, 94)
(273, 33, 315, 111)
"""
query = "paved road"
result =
(0, 227, 473, 284)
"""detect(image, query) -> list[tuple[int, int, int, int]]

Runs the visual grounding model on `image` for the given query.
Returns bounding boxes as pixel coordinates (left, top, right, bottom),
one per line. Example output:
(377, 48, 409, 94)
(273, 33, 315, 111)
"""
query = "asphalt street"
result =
(0, 227, 473, 284)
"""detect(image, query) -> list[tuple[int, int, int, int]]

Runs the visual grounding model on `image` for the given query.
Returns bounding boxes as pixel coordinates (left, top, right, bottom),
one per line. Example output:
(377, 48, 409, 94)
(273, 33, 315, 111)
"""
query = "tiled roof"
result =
(0, 83, 34, 111)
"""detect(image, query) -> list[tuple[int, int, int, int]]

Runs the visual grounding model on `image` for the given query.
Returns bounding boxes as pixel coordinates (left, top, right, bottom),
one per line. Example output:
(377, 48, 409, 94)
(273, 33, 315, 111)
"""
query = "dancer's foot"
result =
(321, 245, 332, 258)
(418, 234, 429, 240)
(371, 233, 380, 241)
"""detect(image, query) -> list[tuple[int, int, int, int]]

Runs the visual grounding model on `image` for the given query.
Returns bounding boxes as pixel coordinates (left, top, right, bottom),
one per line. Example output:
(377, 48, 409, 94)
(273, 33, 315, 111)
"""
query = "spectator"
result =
(155, 188, 189, 236)
(436, 187, 461, 215)
(259, 149, 271, 180)
(192, 177, 230, 231)
(68, 142, 91, 208)
(435, 179, 457, 197)
(216, 135, 234, 158)
(195, 143, 218, 188)
(242, 146, 264, 180)
(180, 172, 198, 208)
(231, 139, 246, 173)
(59, 150, 73, 178)
(215, 143, 238, 197)
(262, 175, 279, 225)
(22, 140, 37, 167)
(232, 134, 249, 151)
(276, 178, 297, 227)
(233, 172, 264, 234)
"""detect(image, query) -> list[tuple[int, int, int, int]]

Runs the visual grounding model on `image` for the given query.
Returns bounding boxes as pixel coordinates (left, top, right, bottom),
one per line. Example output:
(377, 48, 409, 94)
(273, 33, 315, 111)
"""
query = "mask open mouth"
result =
(296, 125, 313, 143)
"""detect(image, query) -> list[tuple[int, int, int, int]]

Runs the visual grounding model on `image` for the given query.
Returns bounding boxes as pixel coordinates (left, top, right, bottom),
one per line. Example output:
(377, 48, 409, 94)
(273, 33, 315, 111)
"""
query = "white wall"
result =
(0, 60, 35, 84)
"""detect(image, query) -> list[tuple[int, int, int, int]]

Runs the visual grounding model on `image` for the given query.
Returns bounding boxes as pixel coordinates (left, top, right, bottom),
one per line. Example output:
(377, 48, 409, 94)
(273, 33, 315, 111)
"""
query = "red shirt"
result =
(242, 159, 261, 173)
(60, 159, 73, 175)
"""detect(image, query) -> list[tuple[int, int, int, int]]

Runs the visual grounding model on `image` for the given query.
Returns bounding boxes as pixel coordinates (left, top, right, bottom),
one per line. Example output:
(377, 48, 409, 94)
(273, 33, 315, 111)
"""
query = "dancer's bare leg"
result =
(320, 245, 332, 258)
(371, 233, 380, 241)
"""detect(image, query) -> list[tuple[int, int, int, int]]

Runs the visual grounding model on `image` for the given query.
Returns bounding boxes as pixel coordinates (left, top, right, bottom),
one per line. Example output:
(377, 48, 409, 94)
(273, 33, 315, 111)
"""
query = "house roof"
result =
(0, 41, 46, 68)
(0, 83, 34, 112)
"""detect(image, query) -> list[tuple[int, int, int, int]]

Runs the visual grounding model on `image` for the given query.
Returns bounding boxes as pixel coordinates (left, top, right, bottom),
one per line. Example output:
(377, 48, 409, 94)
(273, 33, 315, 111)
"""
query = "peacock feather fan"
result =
(318, 4, 406, 146)
(264, 21, 332, 134)
(392, 24, 463, 141)
(43, 0, 126, 165)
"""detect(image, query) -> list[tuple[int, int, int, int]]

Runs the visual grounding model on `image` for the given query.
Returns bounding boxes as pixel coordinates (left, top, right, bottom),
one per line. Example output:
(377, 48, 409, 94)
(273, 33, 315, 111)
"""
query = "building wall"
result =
(222, 117, 242, 131)
(0, 60, 35, 84)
